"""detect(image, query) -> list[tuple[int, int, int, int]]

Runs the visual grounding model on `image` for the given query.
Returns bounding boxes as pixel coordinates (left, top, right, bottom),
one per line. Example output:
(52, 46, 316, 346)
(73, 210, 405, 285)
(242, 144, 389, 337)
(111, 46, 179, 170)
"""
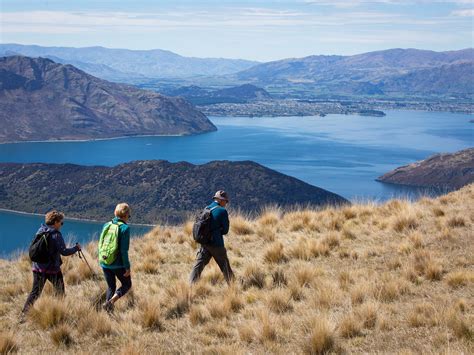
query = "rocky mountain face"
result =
(0, 160, 348, 224)
(234, 48, 474, 97)
(0, 44, 259, 80)
(377, 148, 474, 190)
(0, 56, 216, 143)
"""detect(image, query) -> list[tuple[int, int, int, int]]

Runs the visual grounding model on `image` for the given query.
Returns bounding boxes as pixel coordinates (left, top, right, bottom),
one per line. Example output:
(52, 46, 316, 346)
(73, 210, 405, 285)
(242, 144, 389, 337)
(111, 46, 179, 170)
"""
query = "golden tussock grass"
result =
(50, 324, 74, 347)
(0, 332, 18, 354)
(302, 318, 336, 355)
(241, 264, 266, 289)
(230, 216, 253, 235)
(0, 184, 472, 353)
(445, 270, 474, 288)
(28, 296, 69, 329)
(338, 313, 362, 338)
(264, 242, 287, 263)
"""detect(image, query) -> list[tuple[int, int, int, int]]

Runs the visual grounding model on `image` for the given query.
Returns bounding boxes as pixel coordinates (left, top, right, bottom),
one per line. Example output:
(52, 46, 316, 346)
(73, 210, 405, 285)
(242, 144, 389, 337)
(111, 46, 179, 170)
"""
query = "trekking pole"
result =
(77, 247, 95, 275)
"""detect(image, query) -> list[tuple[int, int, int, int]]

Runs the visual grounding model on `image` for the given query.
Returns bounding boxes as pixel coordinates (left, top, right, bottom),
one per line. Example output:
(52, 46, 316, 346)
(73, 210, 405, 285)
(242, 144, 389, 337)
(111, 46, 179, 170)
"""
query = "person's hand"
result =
(76, 243, 82, 251)
(124, 269, 131, 277)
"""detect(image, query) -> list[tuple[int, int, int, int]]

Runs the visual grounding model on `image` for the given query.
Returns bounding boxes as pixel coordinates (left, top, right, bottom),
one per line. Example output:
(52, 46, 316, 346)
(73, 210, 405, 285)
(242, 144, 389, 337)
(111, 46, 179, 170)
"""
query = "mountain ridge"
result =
(0, 160, 348, 224)
(0, 44, 260, 80)
(0, 56, 216, 143)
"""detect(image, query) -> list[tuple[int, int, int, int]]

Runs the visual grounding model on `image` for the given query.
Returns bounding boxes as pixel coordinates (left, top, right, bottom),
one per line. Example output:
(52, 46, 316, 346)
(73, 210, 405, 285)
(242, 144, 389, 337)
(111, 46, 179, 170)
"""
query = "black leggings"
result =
(102, 268, 132, 301)
(22, 271, 65, 313)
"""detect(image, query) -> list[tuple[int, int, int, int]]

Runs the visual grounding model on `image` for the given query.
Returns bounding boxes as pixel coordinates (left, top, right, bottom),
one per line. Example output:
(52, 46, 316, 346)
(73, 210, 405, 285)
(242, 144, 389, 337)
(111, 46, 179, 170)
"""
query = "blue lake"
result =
(0, 110, 472, 256)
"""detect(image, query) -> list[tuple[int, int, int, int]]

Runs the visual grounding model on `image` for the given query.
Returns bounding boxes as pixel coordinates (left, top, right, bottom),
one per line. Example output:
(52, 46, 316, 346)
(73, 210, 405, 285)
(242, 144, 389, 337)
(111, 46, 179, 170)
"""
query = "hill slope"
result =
(0, 44, 259, 80)
(0, 160, 347, 224)
(0, 185, 472, 353)
(377, 148, 474, 190)
(0, 56, 216, 143)
(235, 48, 474, 96)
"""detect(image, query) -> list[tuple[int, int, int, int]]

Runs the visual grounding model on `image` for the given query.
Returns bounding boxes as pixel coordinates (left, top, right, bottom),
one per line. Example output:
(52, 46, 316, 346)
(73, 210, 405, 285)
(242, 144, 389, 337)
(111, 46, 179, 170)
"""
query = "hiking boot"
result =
(102, 301, 114, 313)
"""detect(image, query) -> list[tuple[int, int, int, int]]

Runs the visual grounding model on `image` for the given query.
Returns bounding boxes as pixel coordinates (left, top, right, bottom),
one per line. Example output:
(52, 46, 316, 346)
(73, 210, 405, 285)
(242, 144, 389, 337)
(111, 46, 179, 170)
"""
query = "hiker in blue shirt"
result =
(190, 190, 234, 284)
(22, 210, 81, 315)
(100, 203, 132, 313)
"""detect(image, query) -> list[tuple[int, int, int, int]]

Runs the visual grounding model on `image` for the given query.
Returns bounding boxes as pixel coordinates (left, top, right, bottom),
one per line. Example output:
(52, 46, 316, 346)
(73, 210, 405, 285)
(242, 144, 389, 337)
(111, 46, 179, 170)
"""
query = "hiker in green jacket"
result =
(99, 203, 132, 313)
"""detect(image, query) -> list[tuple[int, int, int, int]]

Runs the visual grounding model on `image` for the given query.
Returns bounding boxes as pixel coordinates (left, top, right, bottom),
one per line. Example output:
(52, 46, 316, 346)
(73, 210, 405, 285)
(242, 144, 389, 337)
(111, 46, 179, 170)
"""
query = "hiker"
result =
(99, 203, 132, 313)
(22, 210, 81, 314)
(190, 190, 234, 284)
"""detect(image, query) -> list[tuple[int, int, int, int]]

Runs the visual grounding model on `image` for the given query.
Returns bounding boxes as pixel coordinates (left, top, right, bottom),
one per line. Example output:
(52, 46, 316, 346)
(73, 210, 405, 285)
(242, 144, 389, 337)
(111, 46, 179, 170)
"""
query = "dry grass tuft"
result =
(259, 311, 277, 342)
(446, 310, 473, 340)
(409, 250, 444, 281)
(338, 314, 362, 338)
(231, 216, 253, 235)
(393, 213, 419, 232)
(50, 324, 73, 347)
(0, 333, 18, 354)
(223, 287, 245, 313)
(432, 207, 445, 217)
(445, 270, 474, 288)
(302, 318, 336, 355)
(256, 225, 276, 242)
(141, 300, 164, 331)
(257, 209, 280, 227)
(165, 281, 191, 318)
(355, 302, 378, 329)
(294, 265, 318, 288)
(264, 242, 287, 263)
(289, 238, 312, 260)
(272, 268, 288, 287)
(242, 264, 266, 289)
(29, 296, 69, 329)
(78, 311, 113, 337)
(266, 288, 293, 313)
(376, 277, 410, 302)
(408, 303, 439, 328)
(189, 305, 210, 325)
(446, 216, 466, 228)
(238, 324, 256, 343)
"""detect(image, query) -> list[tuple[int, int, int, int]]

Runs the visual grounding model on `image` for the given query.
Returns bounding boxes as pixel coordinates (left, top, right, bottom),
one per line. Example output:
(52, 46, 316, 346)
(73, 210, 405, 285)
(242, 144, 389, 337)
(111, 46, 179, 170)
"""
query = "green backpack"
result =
(98, 221, 123, 265)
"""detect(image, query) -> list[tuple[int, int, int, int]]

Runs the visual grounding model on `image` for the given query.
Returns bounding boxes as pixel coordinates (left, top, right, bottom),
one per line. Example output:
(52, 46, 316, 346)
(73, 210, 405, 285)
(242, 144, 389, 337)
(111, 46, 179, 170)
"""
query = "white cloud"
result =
(452, 9, 474, 16)
(0, 8, 460, 34)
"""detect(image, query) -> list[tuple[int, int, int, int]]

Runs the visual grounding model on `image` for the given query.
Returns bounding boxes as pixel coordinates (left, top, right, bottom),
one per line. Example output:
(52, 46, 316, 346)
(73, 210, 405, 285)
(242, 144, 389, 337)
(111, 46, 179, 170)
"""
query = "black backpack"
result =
(192, 206, 218, 244)
(29, 231, 53, 263)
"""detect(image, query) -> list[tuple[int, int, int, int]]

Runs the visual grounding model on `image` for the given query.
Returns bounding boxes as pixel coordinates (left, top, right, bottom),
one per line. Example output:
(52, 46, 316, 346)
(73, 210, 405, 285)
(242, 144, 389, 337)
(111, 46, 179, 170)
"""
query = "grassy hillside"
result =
(1, 185, 473, 354)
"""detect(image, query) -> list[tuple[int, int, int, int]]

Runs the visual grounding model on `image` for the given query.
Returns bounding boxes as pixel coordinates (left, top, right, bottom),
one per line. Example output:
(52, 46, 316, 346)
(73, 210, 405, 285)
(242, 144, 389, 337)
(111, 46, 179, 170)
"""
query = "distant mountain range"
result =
(0, 44, 259, 80)
(377, 148, 474, 190)
(1, 44, 472, 99)
(0, 56, 216, 143)
(234, 48, 474, 97)
(0, 160, 348, 224)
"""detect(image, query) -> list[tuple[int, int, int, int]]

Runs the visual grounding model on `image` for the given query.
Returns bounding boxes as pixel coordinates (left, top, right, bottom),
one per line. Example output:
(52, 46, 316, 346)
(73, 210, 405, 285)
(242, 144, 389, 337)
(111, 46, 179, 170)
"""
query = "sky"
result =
(0, 0, 473, 61)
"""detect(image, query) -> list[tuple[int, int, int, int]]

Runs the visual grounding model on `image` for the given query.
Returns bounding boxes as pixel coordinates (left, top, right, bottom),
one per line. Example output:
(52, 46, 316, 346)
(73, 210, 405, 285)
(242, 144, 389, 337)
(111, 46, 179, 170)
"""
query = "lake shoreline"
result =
(0, 208, 157, 228)
(0, 133, 191, 145)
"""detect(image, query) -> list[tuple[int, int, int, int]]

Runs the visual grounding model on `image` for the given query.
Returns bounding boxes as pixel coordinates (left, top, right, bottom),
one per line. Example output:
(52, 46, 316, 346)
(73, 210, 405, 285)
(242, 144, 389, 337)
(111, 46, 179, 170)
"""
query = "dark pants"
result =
(102, 268, 132, 301)
(22, 271, 65, 313)
(190, 245, 234, 284)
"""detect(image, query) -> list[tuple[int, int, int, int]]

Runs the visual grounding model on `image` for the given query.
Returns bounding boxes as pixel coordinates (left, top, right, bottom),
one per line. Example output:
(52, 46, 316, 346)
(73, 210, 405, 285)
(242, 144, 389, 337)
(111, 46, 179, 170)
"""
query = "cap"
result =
(213, 190, 229, 202)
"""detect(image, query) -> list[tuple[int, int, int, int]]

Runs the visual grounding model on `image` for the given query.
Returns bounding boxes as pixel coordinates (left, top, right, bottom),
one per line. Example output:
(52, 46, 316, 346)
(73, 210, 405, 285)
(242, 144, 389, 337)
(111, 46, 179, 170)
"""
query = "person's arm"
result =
(220, 209, 230, 235)
(56, 232, 78, 256)
(120, 225, 131, 270)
